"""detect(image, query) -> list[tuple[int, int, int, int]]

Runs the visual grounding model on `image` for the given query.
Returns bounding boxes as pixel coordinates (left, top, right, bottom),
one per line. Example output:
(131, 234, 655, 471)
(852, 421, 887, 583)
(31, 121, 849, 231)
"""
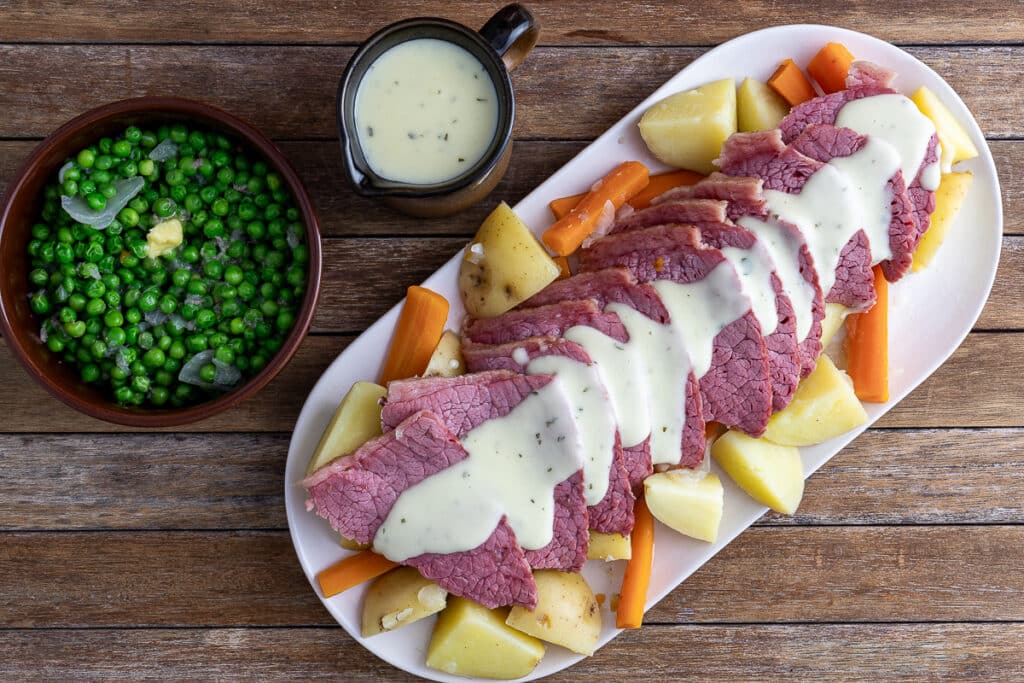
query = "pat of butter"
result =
(146, 218, 183, 258)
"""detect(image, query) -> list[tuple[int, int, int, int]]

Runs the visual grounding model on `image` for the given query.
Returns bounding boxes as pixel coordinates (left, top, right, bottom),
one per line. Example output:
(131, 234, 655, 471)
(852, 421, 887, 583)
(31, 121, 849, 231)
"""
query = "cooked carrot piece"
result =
(553, 255, 572, 280)
(845, 265, 888, 402)
(317, 551, 398, 598)
(807, 42, 855, 94)
(768, 59, 817, 107)
(628, 169, 704, 209)
(549, 193, 586, 221)
(616, 496, 654, 629)
(543, 161, 650, 256)
(379, 285, 449, 385)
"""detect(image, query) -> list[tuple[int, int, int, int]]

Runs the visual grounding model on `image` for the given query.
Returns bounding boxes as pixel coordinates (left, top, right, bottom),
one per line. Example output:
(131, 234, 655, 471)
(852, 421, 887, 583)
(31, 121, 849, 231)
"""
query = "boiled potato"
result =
(712, 430, 804, 514)
(305, 381, 387, 475)
(427, 597, 545, 680)
(763, 355, 868, 447)
(737, 77, 790, 132)
(506, 571, 601, 656)
(587, 531, 631, 561)
(423, 330, 466, 378)
(912, 171, 973, 272)
(911, 86, 979, 167)
(145, 218, 183, 258)
(639, 78, 736, 174)
(459, 202, 560, 318)
(644, 470, 724, 543)
(819, 303, 849, 349)
(361, 567, 448, 637)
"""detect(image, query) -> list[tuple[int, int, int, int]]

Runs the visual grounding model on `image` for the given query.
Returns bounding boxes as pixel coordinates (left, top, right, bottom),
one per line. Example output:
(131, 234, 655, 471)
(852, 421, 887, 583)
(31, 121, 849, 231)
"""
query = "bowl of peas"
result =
(0, 97, 322, 426)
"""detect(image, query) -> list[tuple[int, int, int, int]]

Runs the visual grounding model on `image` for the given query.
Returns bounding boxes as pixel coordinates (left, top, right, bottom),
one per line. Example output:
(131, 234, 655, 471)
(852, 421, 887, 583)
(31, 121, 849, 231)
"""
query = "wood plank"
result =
(0, 45, 1018, 139)
(1, 331, 1023, 433)
(5, 623, 1024, 682)
(2, 428, 1022, 531)
(2, 0, 1022, 46)
(3, 526, 1024, 627)
(2, 139, 1021, 237)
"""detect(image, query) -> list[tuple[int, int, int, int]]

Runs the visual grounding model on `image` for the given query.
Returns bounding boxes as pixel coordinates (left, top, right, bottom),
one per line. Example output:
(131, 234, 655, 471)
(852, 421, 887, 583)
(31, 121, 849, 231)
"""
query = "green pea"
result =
(112, 139, 131, 158)
(159, 295, 177, 315)
(114, 386, 134, 404)
(169, 340, 186, 359)
(204, 260, 223, 280)
(68, 293, 87, 312)
(198, 363, 217, 383)
(186, 334, 207, 352)
(125, 126, 142, 144)
(198, 159, 215, 179)
(165, 169, 185, 187)
(94, 155, 113, 171)
(76, 148, 96, 168)
(153, 197, 177, 217)
(196, 308, 216, 329)
(143, 347, 165, 368)
(124, 325, 139, 345)
(104, 309, 124, 327)
(214, 346, 235, 365)
(81, 363, 101, 383)
(203, 218, 225, 238)
(275, 309, 295, 332)
(181, 245, 200, 263)
(150, 386, 170, 405)
(125, 308, 142, 325)
(62, 179, 79, 197)
(140, 131, 158, 148)
(85, 297, 106, 316)
(64, 320, 86, 338)
(246, 221, 265, 240)
(139, 159, 155, 177)
(186, 279, 207, 296)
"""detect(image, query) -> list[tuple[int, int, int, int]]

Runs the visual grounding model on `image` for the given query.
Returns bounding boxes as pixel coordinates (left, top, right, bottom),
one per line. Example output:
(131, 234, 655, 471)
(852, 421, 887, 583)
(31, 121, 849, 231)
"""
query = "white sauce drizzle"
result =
(720, 244, 779, 336)
(374, 380, 583, 561)
(836, 94, 941, 192)
(827, 136, 901, 262)
(526, 355, 617, 505)
(738, 216, 818, 342)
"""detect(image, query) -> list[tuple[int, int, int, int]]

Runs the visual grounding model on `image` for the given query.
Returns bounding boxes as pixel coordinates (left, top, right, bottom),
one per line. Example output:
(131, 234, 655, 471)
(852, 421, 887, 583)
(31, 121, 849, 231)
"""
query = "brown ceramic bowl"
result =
(0, 97, 322, 427)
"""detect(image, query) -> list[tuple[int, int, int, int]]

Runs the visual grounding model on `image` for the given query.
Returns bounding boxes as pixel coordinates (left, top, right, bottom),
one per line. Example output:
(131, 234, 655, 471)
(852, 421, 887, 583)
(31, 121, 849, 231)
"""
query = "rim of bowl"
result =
(0, 96, 323, 427)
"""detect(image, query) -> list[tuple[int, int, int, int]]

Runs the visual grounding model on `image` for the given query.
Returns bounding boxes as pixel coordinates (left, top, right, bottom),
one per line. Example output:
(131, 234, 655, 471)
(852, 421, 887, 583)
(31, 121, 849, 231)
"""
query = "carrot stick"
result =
(629, 169, 704, 210)
(379, 285, 450, 385)
(845, 265, 889, 402)
(768, 58, 817, 107)
(553, 255, 572, 280)
(543, 161, 650, 256)
(317, 551, 398, 598)
(807, 42, 855, 94)
(616, 496, 654, 629)
(547, 169, 702, 221)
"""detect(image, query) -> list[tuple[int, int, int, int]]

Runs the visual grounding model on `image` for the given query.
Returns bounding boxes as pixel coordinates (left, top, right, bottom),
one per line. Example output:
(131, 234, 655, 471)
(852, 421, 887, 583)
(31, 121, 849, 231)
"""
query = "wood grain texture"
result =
(2, 0, 1022, 46)
(2, 429, 1023, 531)
(4, 623, 1024, 682)
(0, 45, 1018, 139)
(1, 139, 1020, 237)
(1, 332, 1023, 433)
(3, 526, 1024, 628)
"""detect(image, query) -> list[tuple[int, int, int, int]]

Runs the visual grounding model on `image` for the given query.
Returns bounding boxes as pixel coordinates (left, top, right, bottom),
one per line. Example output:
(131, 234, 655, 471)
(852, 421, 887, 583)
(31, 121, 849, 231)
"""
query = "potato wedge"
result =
(305, 381, 387, 475)
(459, 202, 560, 318)
(911, 86, 979, 167)
(427, 597, 545, 680)
(764, 355, 868, 447)
(644, 470, 724, 543)
(506, 571, 601, 656)
(423, 330, 466, 378)
(712, 430, 804, 514)
(819, 303, 849, 349)
(912, 171, 973, 272)
(639, 78, 737, 174)
(361, 567, 448, 637)
(587, 531, 631, 561)
(737, 77, 790, 132)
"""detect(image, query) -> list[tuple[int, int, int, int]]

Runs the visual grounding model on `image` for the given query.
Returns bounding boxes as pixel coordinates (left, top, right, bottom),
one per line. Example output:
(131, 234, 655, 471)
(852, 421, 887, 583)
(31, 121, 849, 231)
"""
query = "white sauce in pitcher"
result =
(354, 38, 499, 184)
(374, 379, 583, 561)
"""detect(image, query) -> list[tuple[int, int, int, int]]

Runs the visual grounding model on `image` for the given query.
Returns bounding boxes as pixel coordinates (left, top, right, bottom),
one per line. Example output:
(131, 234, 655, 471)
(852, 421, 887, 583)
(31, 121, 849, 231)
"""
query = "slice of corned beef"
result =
(779, 65, 940, 252)
(303, 410, 538, 608)
(717, 129, 876, 312)
(654, 172, 767, 222)
(464, 299, 627, 347)
(607, 197, 799, 411)
(789, 124, 919, 282)
(519, 267, 669, 324)
(382, 370, 589, 572)
(580, 224, 773, 436)
(462, 337, 636, 536)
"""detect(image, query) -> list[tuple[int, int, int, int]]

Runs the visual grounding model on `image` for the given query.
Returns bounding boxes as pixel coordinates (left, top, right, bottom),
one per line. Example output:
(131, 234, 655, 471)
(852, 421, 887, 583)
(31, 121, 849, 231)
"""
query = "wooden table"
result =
(1, 2, 1022, 680)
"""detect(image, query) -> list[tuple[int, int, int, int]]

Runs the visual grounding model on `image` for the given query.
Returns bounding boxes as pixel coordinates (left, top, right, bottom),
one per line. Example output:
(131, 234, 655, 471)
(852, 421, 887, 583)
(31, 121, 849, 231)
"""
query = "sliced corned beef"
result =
(845, 60, 897, 90)
(778, 87, 894, 145)
(789, 124, 919, 281)
(606, 198, 801, 410)
(654, 172, 767, 222)
(717, 129, 876, 312)
(462, 338, 636, 536)
(580, 224, 773, 436)
(304, 410, 538, 608)
(464, 299, 627, 347)
(381, 370, 589, 572)
(519, 267, 669, 324)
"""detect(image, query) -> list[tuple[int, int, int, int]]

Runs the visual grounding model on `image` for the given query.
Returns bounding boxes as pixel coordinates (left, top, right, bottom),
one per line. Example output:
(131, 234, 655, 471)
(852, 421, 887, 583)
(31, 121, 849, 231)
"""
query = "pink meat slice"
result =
(717, 128, 877, 312)
(612, 198, 801, 411)
(462, 337, 636, 535)
(580, 224, 773, 437)
(381, 370, 589, 573)
(303, 410, 537, 608)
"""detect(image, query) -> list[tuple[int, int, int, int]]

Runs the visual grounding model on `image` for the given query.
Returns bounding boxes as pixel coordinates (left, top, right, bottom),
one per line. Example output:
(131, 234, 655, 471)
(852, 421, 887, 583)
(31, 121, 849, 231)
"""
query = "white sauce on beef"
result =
(738, 216, 818, 342)
(720, 244, 779, 336)
(354, 39, 499, 185)
(374, 379, 583, 561)
(526, 355, 617, 505)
